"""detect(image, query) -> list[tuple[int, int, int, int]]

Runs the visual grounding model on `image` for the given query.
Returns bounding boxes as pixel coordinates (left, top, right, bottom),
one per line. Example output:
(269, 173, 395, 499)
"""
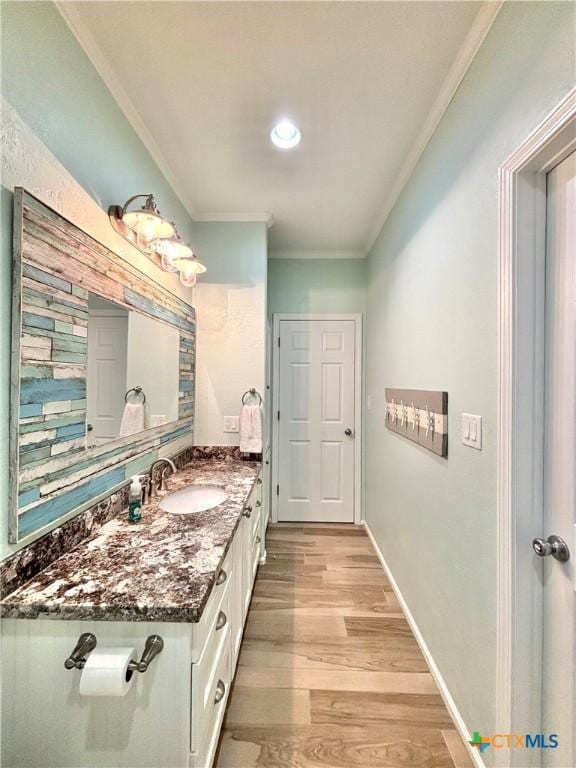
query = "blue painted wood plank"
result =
(56, 423, 86, 440)
(18, 488, 41, 509)
(51, 350, 87, 364)
(19, 445, 52, 466)
(20, 403, 42, 418)
(160, 425, 191, 444)
(20, 377, 86, 405)
(22, 312, 55, 332)
(22, 264, 72, 293)
(18, 467, 126, 538)
(52, 337, 87, 354)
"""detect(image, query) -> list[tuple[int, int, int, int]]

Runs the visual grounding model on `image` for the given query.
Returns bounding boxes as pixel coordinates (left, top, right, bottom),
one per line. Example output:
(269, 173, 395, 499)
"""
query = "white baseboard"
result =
(362, 521, 486, 768)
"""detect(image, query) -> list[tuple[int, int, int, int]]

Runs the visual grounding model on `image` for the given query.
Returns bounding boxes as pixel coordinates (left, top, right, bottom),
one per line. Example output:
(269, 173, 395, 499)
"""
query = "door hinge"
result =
(277, 336, 281, 347)
(277, 410, 280, 421)
(276, 484, 279, 496)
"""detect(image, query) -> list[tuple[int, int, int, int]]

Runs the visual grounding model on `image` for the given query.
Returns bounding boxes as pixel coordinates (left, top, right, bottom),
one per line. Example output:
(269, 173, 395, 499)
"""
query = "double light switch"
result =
(462, 413, 482, 450)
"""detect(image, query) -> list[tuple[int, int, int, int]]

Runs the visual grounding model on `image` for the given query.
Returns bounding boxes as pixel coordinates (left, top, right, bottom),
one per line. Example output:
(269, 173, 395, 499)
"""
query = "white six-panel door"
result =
(277, 319, 356, 523)
(542, 150, 575, 768)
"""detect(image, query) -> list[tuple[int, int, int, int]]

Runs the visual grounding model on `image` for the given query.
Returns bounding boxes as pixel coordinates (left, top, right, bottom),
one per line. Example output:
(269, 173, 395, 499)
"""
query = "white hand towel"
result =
(119, 403, 145, 437)
(240, 404, 262, 453)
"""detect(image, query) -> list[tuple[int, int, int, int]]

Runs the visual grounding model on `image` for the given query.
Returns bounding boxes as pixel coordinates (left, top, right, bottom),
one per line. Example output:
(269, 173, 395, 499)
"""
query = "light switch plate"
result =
(224, 416, 240, 433)
(462, 413, 482, 449)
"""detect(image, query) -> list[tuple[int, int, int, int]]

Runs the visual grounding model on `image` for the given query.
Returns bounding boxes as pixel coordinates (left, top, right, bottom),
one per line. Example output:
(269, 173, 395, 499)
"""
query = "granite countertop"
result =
(0, 458, 261, 623)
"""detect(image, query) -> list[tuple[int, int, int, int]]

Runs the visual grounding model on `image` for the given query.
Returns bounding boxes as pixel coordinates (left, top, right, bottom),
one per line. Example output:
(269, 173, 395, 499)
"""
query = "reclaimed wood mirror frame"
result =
(9, 188, 196, 544)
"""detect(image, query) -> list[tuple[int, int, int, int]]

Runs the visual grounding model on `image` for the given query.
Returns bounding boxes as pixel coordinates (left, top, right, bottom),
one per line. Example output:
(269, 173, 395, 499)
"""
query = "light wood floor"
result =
(216, 523, 473, 768)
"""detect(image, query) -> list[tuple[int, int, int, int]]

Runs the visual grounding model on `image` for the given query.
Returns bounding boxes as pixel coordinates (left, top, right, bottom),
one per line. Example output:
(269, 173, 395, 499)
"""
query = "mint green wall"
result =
(0, 2, 196, 559)
(268, 258, 366, 316)
(365, 0, 574, 742)
(193, 222, 268, 285)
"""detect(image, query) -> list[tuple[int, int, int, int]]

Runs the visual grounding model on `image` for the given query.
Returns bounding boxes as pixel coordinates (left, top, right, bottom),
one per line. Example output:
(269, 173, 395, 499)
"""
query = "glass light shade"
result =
(179, 263, 198, 288)
(173, 255, 207, 275)
(122, 209, 174, 245)
(151, 236, 193, 271)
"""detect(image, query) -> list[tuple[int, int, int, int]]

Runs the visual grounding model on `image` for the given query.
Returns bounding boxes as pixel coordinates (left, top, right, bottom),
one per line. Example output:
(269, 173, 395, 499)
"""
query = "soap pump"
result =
(128, 475, 144, 523)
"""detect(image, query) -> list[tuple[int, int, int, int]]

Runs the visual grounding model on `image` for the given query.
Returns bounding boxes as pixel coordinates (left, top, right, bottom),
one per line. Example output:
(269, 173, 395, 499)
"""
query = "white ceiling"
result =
(58, 1, 498, 257)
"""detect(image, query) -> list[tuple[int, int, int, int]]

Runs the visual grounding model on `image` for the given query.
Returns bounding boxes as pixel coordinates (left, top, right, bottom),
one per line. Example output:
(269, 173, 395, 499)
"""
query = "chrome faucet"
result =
(149, 458, 177, 498)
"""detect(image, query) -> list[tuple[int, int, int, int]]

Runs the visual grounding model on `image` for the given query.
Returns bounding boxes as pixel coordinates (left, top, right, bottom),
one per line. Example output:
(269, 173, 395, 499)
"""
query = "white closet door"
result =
(278, 319, 355, 523)
(542, 150, 575, 768)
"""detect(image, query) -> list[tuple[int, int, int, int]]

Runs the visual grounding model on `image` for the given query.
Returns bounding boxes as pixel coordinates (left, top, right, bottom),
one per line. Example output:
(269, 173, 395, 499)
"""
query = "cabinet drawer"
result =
(190, 584, 231, 752)
(191, 547, 232, 663)
(191, 624, 231, 766)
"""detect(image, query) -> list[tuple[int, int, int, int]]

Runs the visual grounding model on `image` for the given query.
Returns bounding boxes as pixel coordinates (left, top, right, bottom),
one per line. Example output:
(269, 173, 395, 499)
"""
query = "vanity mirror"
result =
(9, 189, 196, 544)
(86, 293, 181, 445)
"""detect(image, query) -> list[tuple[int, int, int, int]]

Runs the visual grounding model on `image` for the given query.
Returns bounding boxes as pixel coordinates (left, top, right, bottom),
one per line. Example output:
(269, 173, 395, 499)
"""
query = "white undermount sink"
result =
(159, 485, 228, 515)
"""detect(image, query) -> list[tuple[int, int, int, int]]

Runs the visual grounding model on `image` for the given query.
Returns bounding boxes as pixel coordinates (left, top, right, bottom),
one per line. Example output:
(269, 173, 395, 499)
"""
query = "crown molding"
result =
(195, 212, 275, 228)
(364, 0, 503, 254)
(55, 1, 198, 221)
(269, 250, 366, 260)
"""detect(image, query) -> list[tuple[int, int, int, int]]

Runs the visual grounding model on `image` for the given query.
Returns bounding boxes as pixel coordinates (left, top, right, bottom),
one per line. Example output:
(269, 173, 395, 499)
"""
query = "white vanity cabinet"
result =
(1, 470, 264, 768)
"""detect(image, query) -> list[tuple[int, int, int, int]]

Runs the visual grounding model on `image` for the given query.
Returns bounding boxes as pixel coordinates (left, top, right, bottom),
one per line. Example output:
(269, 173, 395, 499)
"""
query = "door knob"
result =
(344, 428, 353, 437)
(532, 535, 570, 562)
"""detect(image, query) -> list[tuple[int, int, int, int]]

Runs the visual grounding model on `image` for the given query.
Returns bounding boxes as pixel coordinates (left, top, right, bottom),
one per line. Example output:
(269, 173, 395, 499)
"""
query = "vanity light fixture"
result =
(108, 194, 175, 252)
(109, 193, 207, 288)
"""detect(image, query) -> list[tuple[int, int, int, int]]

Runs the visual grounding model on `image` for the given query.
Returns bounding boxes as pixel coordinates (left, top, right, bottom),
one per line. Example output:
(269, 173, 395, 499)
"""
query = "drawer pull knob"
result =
(216, 611, 227, 631)
(256, 535, 261, 544)
(257, 478, 262, 485)
(243, 505, 252, 518)
(214, 679, 226, 704)
(256, 500, 262, 507)
(216, 568, 227, 586)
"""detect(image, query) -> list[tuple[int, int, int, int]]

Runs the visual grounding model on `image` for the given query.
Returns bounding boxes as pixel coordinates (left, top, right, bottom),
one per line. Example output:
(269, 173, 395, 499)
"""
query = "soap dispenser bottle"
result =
(128, 475, 143, 523)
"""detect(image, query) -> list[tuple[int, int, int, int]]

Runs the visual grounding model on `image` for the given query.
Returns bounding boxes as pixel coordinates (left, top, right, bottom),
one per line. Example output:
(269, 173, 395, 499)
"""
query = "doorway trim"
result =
(497, 88, 576, 760)
(271, 313, 363, 525)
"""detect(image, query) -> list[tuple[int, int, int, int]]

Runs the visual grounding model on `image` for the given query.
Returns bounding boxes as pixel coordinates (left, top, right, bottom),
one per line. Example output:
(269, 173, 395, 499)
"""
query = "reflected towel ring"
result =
(125, 386, 146, 404)
(242, 388, 262, 406)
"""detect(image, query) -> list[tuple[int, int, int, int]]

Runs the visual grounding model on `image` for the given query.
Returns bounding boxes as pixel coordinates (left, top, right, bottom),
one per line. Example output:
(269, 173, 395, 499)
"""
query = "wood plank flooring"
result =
(216, 524, 473, 768)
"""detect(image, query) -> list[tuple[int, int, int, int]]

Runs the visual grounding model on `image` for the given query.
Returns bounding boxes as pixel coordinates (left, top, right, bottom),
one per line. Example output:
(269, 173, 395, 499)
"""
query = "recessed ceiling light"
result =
(270, 119, 301, 150)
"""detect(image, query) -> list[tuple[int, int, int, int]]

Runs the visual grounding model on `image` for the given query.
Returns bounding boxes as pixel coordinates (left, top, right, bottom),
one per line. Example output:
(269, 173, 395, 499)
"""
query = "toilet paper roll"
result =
(79, 647, 137, 697)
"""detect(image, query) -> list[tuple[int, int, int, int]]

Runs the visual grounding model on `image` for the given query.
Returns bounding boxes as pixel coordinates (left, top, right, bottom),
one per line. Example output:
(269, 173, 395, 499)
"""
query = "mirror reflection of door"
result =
(87, 296, 128, 446)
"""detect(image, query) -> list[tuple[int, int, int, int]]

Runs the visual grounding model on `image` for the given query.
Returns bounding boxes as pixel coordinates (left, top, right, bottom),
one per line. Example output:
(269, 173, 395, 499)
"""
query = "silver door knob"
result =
(532, 535, 570, 562)
(344, 428, 353, 437)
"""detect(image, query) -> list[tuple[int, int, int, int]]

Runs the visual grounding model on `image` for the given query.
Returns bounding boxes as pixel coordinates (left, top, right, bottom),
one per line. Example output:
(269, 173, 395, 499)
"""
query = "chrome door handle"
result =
(532, 535, 570, 562)
(214, 679, 226, 704)
(215, 610, 227, 630)
(243, 505, 252, 518)
(344, 428, 353, 437)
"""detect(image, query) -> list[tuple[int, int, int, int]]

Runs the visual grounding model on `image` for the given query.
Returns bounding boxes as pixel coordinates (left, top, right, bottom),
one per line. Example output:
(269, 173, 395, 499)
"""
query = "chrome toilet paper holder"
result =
(64, 633, 164, 673)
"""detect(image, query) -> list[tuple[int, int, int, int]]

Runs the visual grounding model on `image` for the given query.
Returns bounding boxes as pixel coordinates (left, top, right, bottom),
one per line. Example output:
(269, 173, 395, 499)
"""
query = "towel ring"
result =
(242, 388, 262, 406)
(125, 386, 146, 404)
